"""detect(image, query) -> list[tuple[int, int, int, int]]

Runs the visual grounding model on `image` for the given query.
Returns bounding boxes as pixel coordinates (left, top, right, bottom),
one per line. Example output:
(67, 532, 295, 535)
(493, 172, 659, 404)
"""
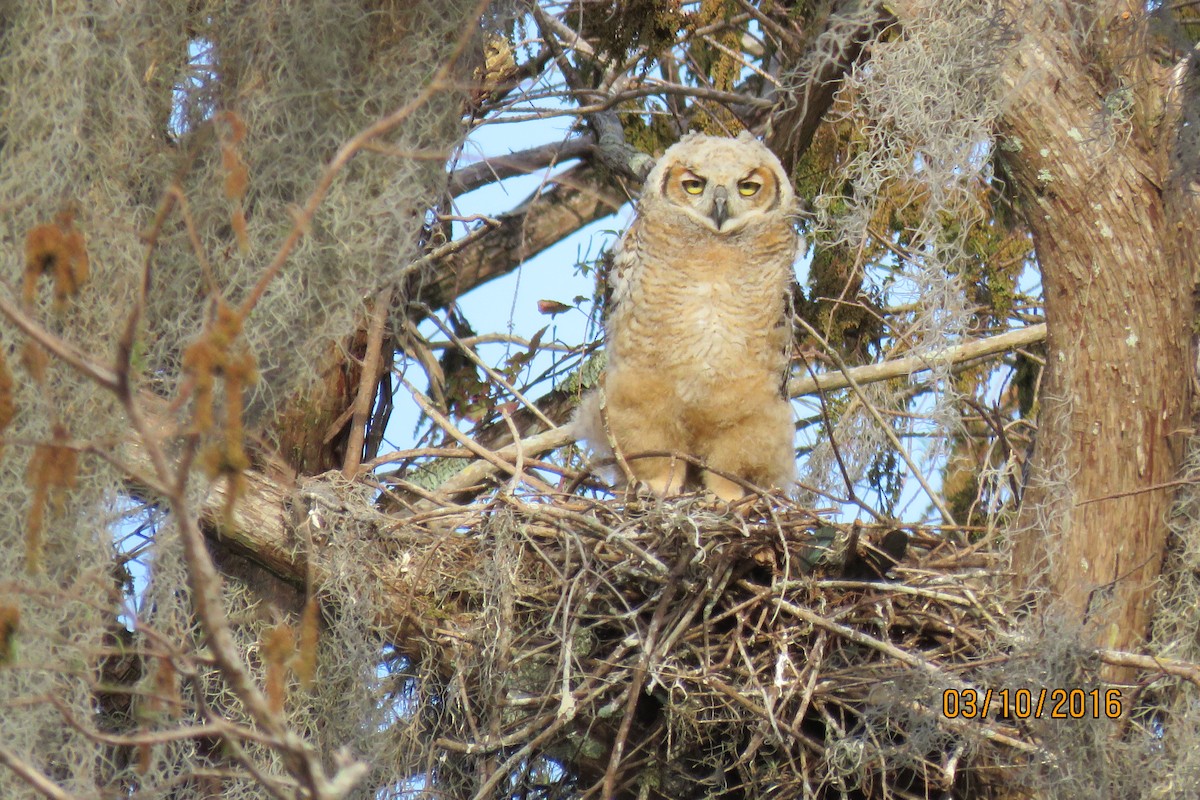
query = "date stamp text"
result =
(942, 688, 1122, 720)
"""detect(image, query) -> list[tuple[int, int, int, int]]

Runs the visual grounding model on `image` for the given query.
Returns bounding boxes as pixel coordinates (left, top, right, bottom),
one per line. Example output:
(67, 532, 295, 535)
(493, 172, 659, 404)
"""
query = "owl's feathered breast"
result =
(605, 211, 796, 399)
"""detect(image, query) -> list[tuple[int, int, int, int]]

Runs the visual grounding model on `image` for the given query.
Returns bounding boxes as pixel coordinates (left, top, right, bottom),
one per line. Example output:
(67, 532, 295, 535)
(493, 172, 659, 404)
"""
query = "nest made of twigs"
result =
(335, 488, 1061, 799)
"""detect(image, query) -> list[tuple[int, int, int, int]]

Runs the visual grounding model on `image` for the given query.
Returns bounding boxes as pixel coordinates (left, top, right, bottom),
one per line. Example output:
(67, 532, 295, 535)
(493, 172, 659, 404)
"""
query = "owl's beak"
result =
(709, 186, 729, 230)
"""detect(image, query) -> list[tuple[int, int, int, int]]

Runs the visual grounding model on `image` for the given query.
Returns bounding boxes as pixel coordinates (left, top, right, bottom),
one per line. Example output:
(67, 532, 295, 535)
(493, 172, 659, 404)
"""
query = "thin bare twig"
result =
(1075, 477, 1197, 507)
(397, 374, 559, 495)
(795, 317, 958, 525)
(424, 312, 560, 432)
(0, 294, 120, 391)
(1096, 649, 1200, 688)
(449, 136, 595, 195)
(428, 425, 576, 498)
(0, 745, 82, 800)
(601, 549, 694, 798)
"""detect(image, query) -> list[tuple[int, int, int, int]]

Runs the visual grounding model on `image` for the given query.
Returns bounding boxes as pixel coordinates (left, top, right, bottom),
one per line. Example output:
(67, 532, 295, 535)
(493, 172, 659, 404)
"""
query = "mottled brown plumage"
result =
(578, 132, 799, 500)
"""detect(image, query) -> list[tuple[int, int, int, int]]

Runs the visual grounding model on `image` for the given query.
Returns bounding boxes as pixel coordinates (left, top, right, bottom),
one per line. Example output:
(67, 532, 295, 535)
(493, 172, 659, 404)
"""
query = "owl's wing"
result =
(597, 216, 643, 325)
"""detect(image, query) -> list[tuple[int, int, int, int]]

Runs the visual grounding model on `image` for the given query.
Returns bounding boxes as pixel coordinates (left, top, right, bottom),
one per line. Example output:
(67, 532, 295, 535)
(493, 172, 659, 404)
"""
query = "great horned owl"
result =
(577, 132, 799, 501)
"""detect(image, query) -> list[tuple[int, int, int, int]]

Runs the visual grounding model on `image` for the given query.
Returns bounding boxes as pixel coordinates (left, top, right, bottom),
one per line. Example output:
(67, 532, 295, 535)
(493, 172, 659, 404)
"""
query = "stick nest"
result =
(350, 492, 1054, 799)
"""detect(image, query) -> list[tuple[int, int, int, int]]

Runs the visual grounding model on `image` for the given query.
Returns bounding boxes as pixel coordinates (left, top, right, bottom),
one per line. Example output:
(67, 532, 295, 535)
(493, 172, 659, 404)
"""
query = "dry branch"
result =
(0, 745, 81, 800)
(448, 136, 596, 196)
(0, 294, 120, 392)
(418, 163, 628, 311)
(787, 324, 1046, 397)
(342, 287, 392, 478)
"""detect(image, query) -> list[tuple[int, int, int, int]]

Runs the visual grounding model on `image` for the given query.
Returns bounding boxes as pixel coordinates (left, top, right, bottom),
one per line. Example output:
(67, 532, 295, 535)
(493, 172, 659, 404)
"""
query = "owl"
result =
(577, 132, 799, 501)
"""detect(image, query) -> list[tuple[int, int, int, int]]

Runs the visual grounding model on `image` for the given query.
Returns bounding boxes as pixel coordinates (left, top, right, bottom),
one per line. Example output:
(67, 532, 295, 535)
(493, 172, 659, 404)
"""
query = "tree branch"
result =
(415, 163, 628, 311)
(765, 0, 894, 173)
(448, 136, 596, 196)
(342, 287, 392, 478)
(533, 5, 655, 183)
(402, 325, 1047, 498)
(787, 323, 1046, 397)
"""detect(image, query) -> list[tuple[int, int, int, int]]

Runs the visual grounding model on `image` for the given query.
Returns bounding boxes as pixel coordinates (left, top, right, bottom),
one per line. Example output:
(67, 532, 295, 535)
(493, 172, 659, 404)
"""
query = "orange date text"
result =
(941, 688, 1122, 720)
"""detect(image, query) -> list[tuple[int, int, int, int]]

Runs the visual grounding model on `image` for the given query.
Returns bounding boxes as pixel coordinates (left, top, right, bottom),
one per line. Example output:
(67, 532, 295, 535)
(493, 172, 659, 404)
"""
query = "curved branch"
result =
(415, 163, 628, 311)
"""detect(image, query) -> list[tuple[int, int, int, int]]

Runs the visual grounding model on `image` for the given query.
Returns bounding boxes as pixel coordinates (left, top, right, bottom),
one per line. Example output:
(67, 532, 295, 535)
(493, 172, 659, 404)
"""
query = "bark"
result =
(271, 330, 376, 475)
(998, 4, 1197, 656)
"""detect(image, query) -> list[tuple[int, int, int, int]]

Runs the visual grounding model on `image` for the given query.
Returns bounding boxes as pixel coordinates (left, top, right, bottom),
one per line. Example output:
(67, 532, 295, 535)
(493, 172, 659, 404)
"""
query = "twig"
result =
(501, 497, 669, 575)
(125, 388, 286, 741)
(367, 446, 474, 467)
(766, 590, 1036, 752)
(424, 313, 559, 432)
(0, 294, 120, 391)
(343, 286, 393, 478)
(466, 649, 634, 800)
(1096, 649, 1200, 688)
(532, 6, 598, 59)
(0, 745, 81, 800)
(168, 185, 220, 296)
(1076, 477, 1196, 507)
(499, 404, 525, 493)
(798, 347, 886, 522)
(770, 593, 936, 673)
(705, 675, 825, 756)
(397, 375, 558, 495)
(699, 32, 782, 88)
(534, 5, 655, 183)
(431, 425, 576, 497)
(47, 690, 281, 761)
(395, 215, 501, 284)
(449, 136, 595, 195)
(602, 549, 694, 798)
(795, 317, 959, 525)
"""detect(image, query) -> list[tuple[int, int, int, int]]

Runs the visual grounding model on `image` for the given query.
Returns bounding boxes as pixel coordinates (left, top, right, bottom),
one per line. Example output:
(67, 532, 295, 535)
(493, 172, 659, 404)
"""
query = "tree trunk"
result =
(999, 2, 1196, 657)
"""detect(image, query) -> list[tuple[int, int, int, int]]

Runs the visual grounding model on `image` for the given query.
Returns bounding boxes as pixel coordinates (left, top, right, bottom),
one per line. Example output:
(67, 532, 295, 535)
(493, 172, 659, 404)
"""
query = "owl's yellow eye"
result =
(738, 180, 761, 197)
(681, 177, 706, 195)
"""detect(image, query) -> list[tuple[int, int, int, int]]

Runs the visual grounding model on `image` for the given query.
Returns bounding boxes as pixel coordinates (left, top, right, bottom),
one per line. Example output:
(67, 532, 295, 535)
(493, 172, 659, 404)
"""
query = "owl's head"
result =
(642, 131, 795, 235)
